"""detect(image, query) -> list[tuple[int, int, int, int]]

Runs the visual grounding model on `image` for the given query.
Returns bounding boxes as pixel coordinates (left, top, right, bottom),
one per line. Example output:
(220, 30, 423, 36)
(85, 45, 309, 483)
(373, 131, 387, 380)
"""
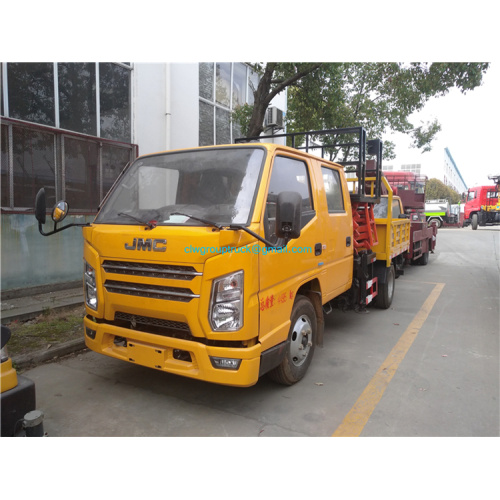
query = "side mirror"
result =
(35, 188, 46, 224)
(276, 191, 302, 240)
(34, 187, 89, 236)
(52, 201, 69, 223)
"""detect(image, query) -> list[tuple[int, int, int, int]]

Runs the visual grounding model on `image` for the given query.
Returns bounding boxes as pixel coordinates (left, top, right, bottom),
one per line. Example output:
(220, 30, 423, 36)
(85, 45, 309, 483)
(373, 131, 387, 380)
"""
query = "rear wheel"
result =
(375, 264, 395, 309)
(418, 251, 429, 266)
(268, 295, 316, 386)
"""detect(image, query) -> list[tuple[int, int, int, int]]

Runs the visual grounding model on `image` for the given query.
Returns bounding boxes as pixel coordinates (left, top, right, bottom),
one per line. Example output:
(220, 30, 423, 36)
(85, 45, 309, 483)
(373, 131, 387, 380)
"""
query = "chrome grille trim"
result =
(102, 260, 201, 281)
(104, 280, 199, 302)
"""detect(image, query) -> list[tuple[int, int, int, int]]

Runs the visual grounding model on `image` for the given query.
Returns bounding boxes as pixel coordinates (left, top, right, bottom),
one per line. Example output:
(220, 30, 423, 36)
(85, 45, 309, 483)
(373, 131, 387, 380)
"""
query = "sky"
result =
(383, 63, 499, 189)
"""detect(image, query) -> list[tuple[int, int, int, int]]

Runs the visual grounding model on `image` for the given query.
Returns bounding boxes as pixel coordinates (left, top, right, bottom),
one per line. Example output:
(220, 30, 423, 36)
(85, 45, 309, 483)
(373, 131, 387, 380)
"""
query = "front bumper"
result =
(84, 316, 262, 387)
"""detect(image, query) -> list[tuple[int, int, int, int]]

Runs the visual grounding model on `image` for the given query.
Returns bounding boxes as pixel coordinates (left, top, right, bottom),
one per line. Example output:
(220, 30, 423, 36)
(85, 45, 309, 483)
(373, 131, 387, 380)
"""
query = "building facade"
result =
(1, 62, 286, 292)
(442, 147, 467, 194)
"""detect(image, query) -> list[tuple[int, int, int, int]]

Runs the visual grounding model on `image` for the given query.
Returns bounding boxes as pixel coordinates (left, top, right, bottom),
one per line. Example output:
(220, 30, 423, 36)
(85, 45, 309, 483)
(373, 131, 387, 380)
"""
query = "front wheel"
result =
(471, 213, 478, 230)
(375, 264, 395, 309)
(268, 295, 316, 386)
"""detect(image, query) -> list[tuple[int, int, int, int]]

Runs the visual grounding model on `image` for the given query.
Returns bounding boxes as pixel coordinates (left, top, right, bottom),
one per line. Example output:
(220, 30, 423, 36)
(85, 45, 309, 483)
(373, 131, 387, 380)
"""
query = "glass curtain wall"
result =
(199, 63, 259, 146)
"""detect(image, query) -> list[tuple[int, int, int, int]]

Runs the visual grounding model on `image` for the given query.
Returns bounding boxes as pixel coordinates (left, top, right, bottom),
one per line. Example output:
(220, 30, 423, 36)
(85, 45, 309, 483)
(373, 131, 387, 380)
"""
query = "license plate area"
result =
(127, 341, 165, 369)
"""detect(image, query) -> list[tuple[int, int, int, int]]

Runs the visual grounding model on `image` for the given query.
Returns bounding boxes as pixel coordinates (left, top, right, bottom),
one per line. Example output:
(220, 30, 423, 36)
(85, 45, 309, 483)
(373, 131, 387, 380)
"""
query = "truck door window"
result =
(321, 167, 344, 212)
(392, 199, 402, 217)
(264, 155, 314, 242)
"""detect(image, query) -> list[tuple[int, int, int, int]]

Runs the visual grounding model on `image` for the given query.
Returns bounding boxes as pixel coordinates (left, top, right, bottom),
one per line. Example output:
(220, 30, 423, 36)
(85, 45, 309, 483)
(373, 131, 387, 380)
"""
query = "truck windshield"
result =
(95, 147, 266, 227)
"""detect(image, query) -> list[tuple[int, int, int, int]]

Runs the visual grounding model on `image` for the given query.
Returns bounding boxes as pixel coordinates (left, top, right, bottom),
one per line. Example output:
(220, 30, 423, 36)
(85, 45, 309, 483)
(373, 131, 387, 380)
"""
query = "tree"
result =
(239, 63, 322, 138)
(425, 178, 461, 204)
(237, 62, 489, 160)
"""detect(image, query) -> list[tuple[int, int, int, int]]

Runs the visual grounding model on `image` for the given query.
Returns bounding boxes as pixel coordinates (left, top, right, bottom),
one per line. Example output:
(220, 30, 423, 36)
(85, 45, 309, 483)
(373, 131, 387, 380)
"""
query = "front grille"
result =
(104, 280, 199, 302)
(107, 312, 245, 348)
(103, 260, 201, 281)
(115, 312, 190, 332)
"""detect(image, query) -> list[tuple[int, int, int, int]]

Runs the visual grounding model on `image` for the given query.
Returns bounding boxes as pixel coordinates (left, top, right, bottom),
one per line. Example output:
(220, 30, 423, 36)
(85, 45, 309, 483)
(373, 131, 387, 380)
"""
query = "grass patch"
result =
(5, 305, 85, 358)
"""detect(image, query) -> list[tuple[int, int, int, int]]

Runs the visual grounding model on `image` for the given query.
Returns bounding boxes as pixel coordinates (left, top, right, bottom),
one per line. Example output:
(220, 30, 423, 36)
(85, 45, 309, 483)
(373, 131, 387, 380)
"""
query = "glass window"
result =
(215, 63, 231, 106)
(99, 63, 131, 143)
(374, 197, 388, 218)
(64, 137, 99, 211)
(199, 100, 214, 146)
(12, 126, 56, 208)
(102, 144, 131, 199)
(216, 108, 231, 145)
(8, 63, 55, 126)
(58, 63, 96, 136)
(322, 166, 344, 212)
(95, 147, 266, 226)
(199, 63, 214, 100)
(247, 69, 259, 105)
(1, 124, 9, 207)
(232, 63, 246, 107)
(265, 156, 313, 242)
(392, 199, 401, 217)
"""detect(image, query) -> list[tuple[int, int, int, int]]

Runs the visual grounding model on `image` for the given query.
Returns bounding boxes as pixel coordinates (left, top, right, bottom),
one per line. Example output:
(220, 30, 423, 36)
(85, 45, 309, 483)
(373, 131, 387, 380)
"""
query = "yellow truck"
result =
(35, 127, 407, 387)
(372, 176, 411, 308)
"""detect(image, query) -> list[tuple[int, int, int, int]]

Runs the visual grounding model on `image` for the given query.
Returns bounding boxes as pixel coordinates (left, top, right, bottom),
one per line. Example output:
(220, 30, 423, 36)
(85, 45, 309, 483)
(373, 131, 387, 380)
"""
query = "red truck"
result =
(382, 171, 437, 265)
(463, 176, 500, 230)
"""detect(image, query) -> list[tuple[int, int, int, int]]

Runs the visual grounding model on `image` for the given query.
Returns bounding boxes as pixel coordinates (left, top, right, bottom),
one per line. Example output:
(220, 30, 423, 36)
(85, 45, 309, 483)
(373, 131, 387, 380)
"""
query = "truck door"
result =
(320, 165, 353, 301)
(258, 154, 319, 344)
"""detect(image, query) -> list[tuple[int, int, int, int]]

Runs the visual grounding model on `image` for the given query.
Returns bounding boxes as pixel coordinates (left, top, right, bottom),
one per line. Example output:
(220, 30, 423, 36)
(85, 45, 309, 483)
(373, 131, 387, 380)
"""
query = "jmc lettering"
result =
(124, 238, 167, 252)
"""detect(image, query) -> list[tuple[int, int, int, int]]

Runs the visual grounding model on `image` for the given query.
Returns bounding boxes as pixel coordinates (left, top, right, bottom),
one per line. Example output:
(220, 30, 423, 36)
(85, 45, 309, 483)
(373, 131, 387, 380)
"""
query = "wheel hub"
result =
(290, 314, 313, 367)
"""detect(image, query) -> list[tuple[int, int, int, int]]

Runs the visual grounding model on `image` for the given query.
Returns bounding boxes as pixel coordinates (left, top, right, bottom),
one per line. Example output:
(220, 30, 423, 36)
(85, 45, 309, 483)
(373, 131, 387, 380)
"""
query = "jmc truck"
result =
(463, 175, 500, 229)
(35, 127, 408, 387)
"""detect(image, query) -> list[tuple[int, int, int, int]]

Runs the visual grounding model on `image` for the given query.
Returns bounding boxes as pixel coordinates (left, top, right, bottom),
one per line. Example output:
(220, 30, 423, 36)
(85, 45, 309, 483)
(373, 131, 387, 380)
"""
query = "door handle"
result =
(346, 236, 351, 247)
(315, 243, 322, 256)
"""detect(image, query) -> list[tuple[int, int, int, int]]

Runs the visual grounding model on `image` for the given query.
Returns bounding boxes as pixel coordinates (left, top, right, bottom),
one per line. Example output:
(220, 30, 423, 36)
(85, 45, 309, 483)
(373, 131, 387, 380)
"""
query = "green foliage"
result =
(284, 62, 489, 160)
(232, 103, 253, 138)
(425, 178, 462, 203)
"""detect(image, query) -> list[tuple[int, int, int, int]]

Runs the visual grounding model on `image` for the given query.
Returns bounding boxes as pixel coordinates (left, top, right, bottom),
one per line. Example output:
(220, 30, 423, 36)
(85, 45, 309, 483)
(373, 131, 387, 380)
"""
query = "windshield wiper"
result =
(170, 212, 223, 229)
(171, 212, 288, 249)
(118, 212, 157, 230)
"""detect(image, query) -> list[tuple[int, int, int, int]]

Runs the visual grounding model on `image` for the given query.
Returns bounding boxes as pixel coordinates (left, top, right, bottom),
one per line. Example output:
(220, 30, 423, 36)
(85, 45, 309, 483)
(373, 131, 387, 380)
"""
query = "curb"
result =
(13, 338, 87, 370)
(1, 299, 84, 324)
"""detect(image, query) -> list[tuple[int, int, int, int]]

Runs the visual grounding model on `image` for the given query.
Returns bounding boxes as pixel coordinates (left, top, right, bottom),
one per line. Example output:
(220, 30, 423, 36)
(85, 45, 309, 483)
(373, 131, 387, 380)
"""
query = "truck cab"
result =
(464, 184, 500, 229)
(35, 127, 399, 387)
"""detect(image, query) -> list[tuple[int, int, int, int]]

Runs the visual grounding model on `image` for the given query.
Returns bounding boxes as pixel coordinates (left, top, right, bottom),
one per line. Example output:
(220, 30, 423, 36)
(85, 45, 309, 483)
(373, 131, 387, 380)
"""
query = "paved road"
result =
(22, 227, 499, 437)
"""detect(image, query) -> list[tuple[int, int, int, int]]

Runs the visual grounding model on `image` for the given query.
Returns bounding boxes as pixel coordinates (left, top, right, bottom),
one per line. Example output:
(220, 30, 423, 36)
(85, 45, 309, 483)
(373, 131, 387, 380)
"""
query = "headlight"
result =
(84, 261, 98, 310)
(210, 271, 243, 331)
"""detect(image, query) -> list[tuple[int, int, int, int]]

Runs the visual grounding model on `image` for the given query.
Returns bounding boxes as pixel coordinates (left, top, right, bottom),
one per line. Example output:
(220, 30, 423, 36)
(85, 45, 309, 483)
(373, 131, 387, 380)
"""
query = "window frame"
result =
(199, 63, 259, 146)
(321, 165, 345, 213)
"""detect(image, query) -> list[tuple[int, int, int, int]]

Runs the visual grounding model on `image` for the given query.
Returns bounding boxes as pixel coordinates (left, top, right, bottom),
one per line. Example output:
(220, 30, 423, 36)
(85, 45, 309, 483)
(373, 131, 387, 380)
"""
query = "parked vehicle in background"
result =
(463, 175, 500, 230)
(424, 199, 458, 228)
(382, 171, 437, 266)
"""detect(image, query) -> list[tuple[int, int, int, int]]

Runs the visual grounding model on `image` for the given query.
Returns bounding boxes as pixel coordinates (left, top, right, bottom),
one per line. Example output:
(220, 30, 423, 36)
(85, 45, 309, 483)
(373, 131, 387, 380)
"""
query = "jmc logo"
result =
(124, 238, 167, 252)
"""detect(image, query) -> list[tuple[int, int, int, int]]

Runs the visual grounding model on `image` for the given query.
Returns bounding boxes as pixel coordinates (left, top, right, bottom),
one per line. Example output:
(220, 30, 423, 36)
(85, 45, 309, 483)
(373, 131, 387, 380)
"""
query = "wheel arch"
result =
(297, 279, 324, 347)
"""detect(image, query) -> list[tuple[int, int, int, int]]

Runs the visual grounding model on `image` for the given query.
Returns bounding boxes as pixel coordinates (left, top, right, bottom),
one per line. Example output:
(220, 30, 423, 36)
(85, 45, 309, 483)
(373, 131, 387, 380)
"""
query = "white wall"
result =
(169, 63, 199, 150)
(133, 63, 167, 156)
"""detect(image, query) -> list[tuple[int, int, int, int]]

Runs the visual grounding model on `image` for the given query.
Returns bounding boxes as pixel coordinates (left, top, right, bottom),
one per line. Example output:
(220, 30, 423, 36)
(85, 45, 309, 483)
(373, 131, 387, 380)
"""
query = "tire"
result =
(428, 218, 442, 228)
(375, 264, 395, 309)
(418, 251, 429, 266)
(471, 213, 478, 230)
(267, 295, 316, 386)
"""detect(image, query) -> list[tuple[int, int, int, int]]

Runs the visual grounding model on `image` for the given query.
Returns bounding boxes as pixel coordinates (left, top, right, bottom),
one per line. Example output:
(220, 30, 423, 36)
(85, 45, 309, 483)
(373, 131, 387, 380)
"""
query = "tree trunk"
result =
(245, 63, 322, 138)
